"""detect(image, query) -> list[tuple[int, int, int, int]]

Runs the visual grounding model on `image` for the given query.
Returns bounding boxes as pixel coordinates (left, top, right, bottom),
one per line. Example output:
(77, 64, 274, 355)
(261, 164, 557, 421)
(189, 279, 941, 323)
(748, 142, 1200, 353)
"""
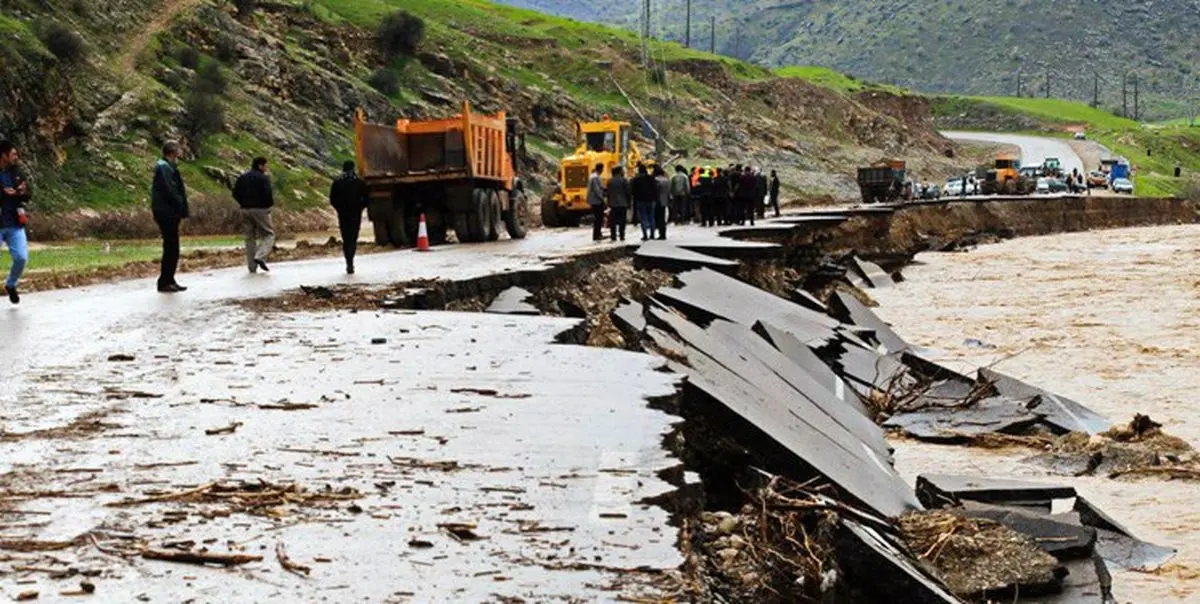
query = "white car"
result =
(944, 178, 964, 196)
(1035, 177, 1051, 194)
(1074, 131, 1087, 140)
(1111, 178, 1134, 194)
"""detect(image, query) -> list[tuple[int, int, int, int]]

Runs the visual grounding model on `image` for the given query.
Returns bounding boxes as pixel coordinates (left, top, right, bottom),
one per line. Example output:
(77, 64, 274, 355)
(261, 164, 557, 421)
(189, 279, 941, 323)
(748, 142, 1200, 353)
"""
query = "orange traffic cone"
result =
(416, 213, 431, 251)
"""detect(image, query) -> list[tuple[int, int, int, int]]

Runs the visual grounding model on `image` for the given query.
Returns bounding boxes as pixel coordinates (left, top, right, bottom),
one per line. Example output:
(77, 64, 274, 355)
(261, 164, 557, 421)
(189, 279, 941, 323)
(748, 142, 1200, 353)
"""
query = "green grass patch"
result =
(27, 235, 242, 273)
(964, 96, 1139, 130)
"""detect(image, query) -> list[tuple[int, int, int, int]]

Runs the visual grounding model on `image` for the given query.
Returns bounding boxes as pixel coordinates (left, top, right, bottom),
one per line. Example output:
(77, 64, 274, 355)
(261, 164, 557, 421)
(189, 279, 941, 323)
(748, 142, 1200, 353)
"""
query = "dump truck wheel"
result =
(486, 190, 502, 242)
(453, 212, 470, 243)
(540, 189, 561, 228)
(427, 211, 448, 245)
(505, 190, 529, 239)
(466, 188, 487, 243)
(387, 211, 410, 247)
(368, 199, 393, 245)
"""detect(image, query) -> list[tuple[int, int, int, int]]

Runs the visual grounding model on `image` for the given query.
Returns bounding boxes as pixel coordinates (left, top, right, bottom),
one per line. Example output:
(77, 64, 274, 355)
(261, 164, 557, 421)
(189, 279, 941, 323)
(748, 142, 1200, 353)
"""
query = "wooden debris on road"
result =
(275, 543, 311, 577)
(204, 422, 243, 436)
(257, 402, 319, 411)
(142, 547, 262, 567)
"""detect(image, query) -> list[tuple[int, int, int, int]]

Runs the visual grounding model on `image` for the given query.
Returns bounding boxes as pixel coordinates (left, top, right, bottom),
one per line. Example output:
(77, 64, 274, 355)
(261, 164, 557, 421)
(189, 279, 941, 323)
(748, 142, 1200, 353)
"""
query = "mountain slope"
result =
(496, 0, 1200, 121)
(0, 0, 963, 239)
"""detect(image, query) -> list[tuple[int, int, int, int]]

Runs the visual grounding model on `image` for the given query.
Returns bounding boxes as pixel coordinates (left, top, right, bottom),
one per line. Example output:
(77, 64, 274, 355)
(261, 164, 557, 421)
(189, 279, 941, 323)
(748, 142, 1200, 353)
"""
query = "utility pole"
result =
(1045, 71, 1050, 99)
(1093, 72, 1099, 108)
(1016, 70, 1022, 97)
(1133, 72, 1140, 121)
(710, 15, 715, 54)
(640, 0, 650, 68)
(685, 0, 691, 48)
(1122, 73, 1128, 118)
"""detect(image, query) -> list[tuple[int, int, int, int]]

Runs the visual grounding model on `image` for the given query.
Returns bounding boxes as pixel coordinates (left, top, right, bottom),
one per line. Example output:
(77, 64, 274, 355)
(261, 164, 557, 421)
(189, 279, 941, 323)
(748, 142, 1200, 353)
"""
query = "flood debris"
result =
(1030, 414, 1199, 479)
(141, 547, 263, 567)
(275, 543, 311, 577)
(899, 509, 1063, 600)
(203, 422, 242, 436)
(916, 473, 1174, 572)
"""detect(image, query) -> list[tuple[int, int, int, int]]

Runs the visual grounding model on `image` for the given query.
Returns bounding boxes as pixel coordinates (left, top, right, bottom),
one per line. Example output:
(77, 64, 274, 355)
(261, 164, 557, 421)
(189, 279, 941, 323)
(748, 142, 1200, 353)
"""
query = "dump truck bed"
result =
(355, 101, 513, 189)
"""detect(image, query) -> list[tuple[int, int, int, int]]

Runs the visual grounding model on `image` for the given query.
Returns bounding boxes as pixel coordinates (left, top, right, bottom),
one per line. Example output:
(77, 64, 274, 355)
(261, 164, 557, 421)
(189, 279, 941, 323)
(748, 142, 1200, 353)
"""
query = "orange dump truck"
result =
(354, 101, 529, 246)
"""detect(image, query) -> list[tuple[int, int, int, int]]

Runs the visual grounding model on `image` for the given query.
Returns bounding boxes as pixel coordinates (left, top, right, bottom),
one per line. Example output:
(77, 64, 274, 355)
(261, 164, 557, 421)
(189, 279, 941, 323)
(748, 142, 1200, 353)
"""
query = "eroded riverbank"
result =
(872, 224, 1200, 602)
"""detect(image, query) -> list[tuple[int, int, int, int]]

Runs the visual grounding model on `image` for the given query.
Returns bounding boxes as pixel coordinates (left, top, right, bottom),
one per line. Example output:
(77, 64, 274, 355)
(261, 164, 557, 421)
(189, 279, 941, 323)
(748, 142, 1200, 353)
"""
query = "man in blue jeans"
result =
(0, 140, 31, 305)
(630, 163, 657, 242)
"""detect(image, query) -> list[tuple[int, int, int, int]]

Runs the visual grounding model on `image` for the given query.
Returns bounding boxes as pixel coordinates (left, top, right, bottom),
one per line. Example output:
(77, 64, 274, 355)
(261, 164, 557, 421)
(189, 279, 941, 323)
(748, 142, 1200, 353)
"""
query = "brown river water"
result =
(870, 224, 1200, 603)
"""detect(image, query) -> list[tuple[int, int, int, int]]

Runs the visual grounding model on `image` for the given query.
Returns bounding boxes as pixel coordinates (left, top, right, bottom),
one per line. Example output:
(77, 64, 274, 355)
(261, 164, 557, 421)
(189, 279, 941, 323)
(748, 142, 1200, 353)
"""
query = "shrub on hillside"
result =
(233, 0, 256, 18)
(215, 37, 239, 64)
(195, 62, 228, 96)
(368, 68, 400, 96)
(177, 47, 201, 70)
(377, 11, 424, 60)
(180, 91, 225, 149)
(38, 22, 87, 64)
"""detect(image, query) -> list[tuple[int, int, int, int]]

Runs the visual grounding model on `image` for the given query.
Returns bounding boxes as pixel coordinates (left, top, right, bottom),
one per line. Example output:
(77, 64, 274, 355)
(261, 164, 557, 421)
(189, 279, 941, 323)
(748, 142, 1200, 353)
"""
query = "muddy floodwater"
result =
(871, 224, 1200, 603)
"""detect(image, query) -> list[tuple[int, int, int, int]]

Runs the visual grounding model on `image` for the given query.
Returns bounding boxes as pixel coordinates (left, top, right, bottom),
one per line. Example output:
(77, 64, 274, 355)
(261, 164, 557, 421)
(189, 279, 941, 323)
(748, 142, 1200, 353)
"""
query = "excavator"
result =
(541, 116, 644, 227)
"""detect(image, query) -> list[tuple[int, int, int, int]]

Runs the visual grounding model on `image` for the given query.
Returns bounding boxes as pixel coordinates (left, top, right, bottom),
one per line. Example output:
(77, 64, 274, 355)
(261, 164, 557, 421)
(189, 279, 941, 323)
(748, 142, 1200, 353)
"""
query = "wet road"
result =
(0, 228, 687, 601)
(943, 131, 1088, 174)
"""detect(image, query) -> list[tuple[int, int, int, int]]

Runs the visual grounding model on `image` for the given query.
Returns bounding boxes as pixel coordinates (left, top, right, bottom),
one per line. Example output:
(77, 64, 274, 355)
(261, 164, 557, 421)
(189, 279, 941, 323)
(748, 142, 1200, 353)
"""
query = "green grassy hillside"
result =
(497, 0, 1200, 123)
(0, 0, 965, 239)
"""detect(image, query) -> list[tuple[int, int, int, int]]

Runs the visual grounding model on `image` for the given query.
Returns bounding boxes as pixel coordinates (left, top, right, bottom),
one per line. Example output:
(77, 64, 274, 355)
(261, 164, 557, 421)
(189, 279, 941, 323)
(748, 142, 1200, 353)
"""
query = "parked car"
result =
(1036, 177, 1051, 194)
(1087, 170, 1108, 188)
(1019, 166, 1042, 180)
(1112, 178, 1134, 194)
(1048, 178, 1068, 193)
(1074, 131, 1087, 140)
(943, 178, 963, 197)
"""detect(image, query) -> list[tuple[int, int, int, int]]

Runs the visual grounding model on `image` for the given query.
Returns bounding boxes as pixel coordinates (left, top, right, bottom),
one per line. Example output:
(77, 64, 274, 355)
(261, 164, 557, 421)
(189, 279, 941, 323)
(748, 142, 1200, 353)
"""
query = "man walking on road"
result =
(150, 141, 189, 293)
(587, 163, 606, 242)
(329, 160, 368, 274)
(0, 140, 31, 304)
(769, 170, 781, 217)
(605, 166, 630, 242)
(233, 157, 276, 274)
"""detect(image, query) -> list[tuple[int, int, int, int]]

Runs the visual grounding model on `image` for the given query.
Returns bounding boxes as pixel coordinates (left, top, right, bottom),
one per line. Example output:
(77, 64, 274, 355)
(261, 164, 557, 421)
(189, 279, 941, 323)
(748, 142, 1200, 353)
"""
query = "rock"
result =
(717, 547, 740, 563)
(717, 516, 740, 535)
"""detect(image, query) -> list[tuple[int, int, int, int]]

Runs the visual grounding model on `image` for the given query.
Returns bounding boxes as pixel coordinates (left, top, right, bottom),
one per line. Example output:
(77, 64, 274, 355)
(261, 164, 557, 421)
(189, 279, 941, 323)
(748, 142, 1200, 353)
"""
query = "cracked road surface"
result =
(0, 229, 685, 601)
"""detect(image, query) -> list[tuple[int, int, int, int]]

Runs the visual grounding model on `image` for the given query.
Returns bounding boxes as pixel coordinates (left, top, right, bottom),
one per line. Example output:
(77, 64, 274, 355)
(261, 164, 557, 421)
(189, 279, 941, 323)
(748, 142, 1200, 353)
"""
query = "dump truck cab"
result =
(856, 159, 910, 204)
(541, 117, 643, 227)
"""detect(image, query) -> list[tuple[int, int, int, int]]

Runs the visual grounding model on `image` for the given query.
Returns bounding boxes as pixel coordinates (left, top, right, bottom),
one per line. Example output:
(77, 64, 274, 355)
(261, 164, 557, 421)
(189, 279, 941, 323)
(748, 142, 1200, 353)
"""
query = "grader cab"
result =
(541, 116, 643, 227)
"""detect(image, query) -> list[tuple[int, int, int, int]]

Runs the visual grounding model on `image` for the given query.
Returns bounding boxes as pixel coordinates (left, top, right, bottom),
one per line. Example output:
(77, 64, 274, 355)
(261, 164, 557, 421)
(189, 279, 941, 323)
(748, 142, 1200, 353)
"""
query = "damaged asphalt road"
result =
(0, 231, 690, 601)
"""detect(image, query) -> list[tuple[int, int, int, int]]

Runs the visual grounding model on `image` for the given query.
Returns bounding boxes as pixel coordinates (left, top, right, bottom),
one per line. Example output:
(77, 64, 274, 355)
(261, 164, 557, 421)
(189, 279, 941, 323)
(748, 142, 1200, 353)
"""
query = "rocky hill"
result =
(0, 0, 963, 239)
(497, 0, 1200, 121)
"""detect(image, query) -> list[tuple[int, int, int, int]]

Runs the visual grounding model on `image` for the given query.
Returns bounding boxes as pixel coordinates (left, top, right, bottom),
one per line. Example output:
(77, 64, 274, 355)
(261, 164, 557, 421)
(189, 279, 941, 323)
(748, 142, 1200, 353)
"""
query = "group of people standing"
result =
(587, 162, 782, 242)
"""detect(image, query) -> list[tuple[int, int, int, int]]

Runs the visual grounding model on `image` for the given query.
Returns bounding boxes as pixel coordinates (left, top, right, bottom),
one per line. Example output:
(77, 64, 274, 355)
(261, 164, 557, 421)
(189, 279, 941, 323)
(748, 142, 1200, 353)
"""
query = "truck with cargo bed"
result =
(354, 101, 530, 246)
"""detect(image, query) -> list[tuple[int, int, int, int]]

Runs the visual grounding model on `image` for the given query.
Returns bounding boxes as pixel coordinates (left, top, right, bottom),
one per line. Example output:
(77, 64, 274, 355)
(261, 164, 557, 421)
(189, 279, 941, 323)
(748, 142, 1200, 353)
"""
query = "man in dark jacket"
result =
(587, 163, 606, 242)
(769, 170, 781, 217)
(694, 167, 714, 227)
(0, 139, 31, 304)
(150, 141, 189, 293)
(754, 167, 768, 219)
(605, 166, 630, 242)
(233, 157, 275, 273)
(630, 163, 658, 242)
(329, 160, 368, 274)
(712, 168, 731, 226)
(737, 166, 757, 226)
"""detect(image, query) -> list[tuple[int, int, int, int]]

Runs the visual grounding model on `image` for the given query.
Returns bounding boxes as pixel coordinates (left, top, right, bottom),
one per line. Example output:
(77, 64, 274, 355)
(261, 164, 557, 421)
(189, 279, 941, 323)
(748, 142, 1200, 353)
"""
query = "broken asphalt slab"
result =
(961, 503, 1098, 561)
(838, 520, 963, 604)
(633, 241, 739, 274)
(754, 320, 865, 415)
(828, 291, 909, 353)
(916, 474, 1076, 509)
(716, 223, 800, 241)
(979, 368, 1112, 435)
(852, 256, 896, 288)
(884, 397, 1043, 443)
(668, 237, 782, 260)
(1073, 496, 1176, 571)
(484, 286, 540, 315)
(646, 307, 920, 518)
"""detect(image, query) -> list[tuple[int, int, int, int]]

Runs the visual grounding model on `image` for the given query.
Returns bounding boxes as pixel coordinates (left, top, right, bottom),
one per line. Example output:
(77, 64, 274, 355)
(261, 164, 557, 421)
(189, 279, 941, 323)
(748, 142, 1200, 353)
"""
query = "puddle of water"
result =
(872, 224, 1200, 602)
